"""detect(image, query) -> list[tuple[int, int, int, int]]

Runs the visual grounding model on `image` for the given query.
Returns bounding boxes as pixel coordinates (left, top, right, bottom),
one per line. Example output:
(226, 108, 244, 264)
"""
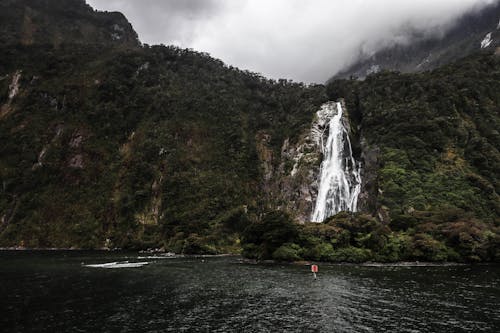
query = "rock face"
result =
(0, 70, 21, 119)
(357, 138, 380, 213)
(276, 126, 322, 223)
(256, 115, 321, 223)
(135, 164, 165, 226)
(255, 131, 275, 190)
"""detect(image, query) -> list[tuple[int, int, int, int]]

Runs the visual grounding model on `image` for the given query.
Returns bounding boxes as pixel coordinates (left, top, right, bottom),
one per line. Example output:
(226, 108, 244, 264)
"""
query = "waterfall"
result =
(311, 102, 361, 222)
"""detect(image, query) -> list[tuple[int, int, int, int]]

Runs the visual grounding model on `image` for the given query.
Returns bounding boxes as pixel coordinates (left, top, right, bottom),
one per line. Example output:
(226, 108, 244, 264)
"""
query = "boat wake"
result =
(84, 261, 149, 269)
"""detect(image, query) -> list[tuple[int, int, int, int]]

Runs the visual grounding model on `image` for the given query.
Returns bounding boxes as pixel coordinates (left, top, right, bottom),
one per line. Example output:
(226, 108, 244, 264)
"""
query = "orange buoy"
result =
(311, 264, 318, 279)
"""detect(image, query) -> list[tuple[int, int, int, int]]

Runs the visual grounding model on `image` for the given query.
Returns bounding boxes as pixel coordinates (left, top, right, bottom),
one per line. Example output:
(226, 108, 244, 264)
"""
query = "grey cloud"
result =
(87, 0, 497, 83)
(88, 0, 222, 45)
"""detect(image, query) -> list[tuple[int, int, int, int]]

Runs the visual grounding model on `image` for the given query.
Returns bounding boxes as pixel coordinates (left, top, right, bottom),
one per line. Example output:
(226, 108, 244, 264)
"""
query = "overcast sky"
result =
(87, 0, 497, 83)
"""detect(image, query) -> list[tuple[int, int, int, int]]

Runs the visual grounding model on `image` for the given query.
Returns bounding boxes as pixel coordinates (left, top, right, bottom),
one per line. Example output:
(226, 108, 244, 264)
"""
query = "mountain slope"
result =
(0, 2, 326, 250)
(330, 53, 500, 218)
(0, 0, 139, 47)
(332, 1, 500, 80)
(0, 0, 498, 262)
(241, 52, 500, 263)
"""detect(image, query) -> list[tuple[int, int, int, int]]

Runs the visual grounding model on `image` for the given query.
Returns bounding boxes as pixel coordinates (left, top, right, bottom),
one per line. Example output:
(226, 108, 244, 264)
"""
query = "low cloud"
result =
(87, 0, 497, 83)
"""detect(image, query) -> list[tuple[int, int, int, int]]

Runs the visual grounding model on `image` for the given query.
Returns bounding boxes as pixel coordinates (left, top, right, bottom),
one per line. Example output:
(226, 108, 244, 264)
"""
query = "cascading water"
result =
(311, 102, 361, 222)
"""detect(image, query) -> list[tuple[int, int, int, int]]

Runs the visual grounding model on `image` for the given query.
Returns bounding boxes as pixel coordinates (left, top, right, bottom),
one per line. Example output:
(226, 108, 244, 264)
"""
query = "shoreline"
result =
(0, 247, 113, 251)
(240, 258, 471, 267)
(0, 247, 238, 256)
(2, 248, 496, 265)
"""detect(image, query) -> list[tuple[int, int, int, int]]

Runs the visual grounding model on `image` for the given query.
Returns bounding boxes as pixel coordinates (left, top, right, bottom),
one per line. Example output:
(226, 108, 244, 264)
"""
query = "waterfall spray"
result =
(311, 102, 361, 222)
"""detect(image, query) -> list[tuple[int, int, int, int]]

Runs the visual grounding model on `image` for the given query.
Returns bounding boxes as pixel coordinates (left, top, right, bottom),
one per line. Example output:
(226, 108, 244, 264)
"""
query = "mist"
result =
(87, 0, 497, 83)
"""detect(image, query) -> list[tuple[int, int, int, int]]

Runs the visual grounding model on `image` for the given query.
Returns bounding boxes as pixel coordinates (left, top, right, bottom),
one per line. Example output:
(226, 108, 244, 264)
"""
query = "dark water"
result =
(1, 252, 499, 332)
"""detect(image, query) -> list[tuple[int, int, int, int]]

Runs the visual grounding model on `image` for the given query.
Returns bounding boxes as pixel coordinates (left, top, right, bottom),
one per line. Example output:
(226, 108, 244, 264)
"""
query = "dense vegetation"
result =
(1, 0, 498, 262)
(0, 42, 325, 250)
(242, 52, 500, 263)
(242, 210, 499, 263)
(330, 52, 500, 222)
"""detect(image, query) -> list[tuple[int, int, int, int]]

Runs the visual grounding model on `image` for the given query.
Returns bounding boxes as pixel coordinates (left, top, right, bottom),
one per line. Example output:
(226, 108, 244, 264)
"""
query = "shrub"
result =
(390, 215, 418, 232)
(303, 242, 335, 261)
(181, 234, 217, 255)
(241, 211, 298, 259)
(412, 233, 450, 261)
(272, 243, 303, 261)
(330, 247, 373, 263)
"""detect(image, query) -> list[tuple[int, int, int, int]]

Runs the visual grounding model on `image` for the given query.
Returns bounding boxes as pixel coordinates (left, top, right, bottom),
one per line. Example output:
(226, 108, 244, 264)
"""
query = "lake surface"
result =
(1, 251, 499, 332)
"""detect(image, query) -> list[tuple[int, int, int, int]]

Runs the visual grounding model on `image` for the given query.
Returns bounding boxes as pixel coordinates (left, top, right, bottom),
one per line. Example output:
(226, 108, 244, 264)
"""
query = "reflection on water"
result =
(0, 251, 499, 332)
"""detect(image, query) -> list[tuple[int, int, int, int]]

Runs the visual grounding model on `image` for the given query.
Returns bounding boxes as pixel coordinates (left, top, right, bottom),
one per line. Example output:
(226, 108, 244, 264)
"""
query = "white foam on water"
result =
(137, 252, 177, 259)
(137, 256, 177, 259)
(84, 261, 149, 269)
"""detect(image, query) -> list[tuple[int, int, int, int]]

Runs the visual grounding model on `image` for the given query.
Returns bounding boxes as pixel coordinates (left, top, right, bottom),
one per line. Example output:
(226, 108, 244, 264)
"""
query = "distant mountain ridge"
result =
(332, 1, 500, 80)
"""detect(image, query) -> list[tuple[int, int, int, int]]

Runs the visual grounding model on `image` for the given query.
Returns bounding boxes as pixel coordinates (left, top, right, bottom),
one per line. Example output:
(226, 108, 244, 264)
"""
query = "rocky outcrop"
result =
(255, 131, 274, 185)
(68, 154, 84, 169)
(277, 128, 322, 223)
(357, 138, 380, 213)
(135, 164, 165, 226)
(256, 119, 320, 221)
(0, 70, 21, 119)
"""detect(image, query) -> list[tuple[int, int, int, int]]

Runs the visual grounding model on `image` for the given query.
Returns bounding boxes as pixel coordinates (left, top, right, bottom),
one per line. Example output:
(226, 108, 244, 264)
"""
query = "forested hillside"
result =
(1, 0, 498, 262)
(242, 52, 500, 263)
(0, 40, 325, 250)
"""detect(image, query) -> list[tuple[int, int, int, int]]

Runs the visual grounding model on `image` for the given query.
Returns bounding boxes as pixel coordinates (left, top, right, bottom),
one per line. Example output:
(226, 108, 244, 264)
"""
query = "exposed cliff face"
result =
(357, 138, 380, 214)
(256, 114, 320, 223)
(0, 70, 22, 119)
(274, 127, 322, 223)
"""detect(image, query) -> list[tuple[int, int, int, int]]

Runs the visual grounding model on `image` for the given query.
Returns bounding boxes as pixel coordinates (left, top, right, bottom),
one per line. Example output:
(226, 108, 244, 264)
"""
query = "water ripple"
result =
(0, 253, 499, 332)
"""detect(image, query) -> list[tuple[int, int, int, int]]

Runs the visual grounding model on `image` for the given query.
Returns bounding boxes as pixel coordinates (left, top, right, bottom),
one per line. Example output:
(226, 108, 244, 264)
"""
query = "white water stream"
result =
(311, 102, 361, 222)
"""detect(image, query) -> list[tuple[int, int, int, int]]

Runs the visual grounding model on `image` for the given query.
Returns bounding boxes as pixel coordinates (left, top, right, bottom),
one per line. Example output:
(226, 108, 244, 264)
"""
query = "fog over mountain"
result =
(88, 0, 495, 82)
(84, 0, 500, 81)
